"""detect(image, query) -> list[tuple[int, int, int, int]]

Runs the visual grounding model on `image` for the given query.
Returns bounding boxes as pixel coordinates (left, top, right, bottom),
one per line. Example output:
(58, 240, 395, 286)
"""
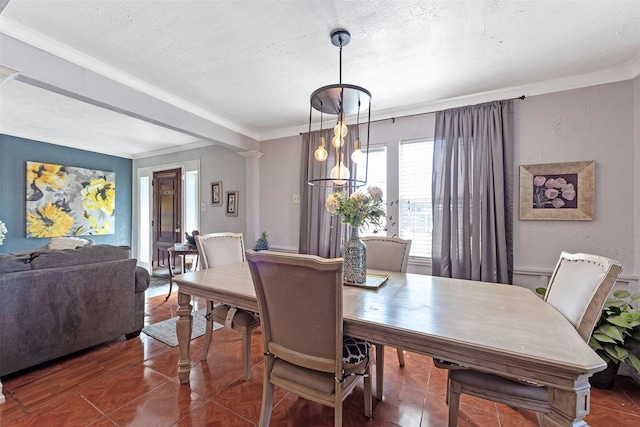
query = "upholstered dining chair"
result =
(245, 250, 372, 427)
(194, 232, 259, 381)
(443, 252, 623, 427)
(361, 236, 412, 367)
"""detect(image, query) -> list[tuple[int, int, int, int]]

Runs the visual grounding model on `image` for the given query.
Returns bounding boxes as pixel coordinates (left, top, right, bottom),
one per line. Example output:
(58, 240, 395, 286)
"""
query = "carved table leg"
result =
(177, 291, 193, 384)
(542, 378, 591, 427)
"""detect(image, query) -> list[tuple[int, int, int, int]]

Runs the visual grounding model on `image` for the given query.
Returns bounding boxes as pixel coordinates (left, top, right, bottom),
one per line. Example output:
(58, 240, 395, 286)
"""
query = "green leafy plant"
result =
(254, 231, 270, 251)
(589, 290, 640, 374)
(539, 287, 640, 374)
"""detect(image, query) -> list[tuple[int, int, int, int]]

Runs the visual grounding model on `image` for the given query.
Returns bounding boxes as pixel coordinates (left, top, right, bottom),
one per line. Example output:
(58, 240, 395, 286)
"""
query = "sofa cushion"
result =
(0, 254, 32, 273)
(30, 244, 130, 269)
(48, 237, 93, 250)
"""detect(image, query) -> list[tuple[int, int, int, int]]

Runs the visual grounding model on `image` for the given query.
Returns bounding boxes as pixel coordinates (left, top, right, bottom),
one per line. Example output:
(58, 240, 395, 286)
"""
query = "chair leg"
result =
(242, 328, 252, 380)
(201, 300, 215, 361)
(448, 378, 462, 427)
(396, 347, 405, 366)
(375, 344, 384, 400)
(259, 377, 274, 427)
(363, 363, 372, 417)
(334, 397, 343, 427)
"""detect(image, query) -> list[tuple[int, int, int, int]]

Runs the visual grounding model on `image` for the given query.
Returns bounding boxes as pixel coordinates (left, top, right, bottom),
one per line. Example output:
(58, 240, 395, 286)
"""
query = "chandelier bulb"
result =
(351, 148, 364, 164)
(333, 122, 348, 138)
(314, 145, 328, 161)
(332, 135, 344, 148)
(330, 156, 350, 185)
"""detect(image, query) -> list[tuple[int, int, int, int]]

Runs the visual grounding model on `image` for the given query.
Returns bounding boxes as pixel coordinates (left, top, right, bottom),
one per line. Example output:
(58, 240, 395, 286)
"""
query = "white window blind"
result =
(399, 139, 433, 257)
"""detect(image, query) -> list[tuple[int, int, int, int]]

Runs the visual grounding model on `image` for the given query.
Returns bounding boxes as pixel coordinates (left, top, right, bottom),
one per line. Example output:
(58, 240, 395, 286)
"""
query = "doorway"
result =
(152, 168, 182, 271)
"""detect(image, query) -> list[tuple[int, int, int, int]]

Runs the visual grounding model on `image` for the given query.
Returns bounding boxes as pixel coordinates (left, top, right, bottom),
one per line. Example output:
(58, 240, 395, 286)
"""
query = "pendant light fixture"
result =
(307, 29, 371, 188)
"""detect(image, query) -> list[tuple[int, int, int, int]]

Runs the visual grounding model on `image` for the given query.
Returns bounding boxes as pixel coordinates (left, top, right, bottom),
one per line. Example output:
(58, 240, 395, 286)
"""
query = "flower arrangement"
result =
(0, 220, 6, 246)
(533, 175, 576, 208)
(325, 186, 386, 231)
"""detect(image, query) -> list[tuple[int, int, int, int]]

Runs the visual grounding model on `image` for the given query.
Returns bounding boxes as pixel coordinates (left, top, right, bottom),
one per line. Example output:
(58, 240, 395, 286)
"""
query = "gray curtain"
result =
(299, 126, 357, 257)
(431, 100, 514, 284)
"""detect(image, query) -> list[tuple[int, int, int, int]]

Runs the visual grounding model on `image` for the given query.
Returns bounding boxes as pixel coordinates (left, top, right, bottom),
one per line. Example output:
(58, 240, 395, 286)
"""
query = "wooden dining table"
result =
(173, 262, 606, 427)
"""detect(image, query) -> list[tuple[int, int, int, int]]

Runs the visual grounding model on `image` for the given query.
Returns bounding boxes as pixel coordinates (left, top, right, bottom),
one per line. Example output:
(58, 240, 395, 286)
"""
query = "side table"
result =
(166, 246, 199, 300)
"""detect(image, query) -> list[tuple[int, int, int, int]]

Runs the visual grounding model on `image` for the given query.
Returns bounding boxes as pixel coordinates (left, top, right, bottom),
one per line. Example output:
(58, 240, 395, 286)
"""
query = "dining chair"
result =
(194, 232, 259, 381)
(361, 236, 412, 367)
(443, 251, 623, 427)
(245, 250, 372, 427)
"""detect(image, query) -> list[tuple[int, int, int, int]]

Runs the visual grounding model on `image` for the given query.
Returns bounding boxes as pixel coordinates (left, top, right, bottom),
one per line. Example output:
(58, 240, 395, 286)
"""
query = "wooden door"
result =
(153, 168, 182, 267)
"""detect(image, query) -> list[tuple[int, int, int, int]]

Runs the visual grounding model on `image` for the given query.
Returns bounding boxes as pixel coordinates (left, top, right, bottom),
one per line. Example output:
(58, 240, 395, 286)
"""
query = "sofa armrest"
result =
(135, 266, 150, 293)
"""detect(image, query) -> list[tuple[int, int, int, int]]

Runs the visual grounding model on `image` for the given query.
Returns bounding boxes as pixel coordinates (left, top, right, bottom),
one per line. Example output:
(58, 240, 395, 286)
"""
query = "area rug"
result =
(142, 309, 222, 346)
(149, 275, 170, 288)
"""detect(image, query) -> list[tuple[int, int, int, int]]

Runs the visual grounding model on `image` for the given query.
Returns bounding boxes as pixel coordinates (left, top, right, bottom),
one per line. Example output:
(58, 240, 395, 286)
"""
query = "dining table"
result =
(172, 262, 606, 427)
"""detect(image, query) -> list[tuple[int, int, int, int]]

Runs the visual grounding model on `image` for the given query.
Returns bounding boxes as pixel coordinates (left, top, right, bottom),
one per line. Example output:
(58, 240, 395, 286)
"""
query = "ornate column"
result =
(239, 150, 264, 245)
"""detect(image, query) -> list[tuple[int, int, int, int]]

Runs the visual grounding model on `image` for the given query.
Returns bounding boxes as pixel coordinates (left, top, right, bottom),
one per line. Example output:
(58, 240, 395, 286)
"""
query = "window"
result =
(399, 139, 433, 257)
(356, 146, 387, 237)
(357, 138, 434, 258)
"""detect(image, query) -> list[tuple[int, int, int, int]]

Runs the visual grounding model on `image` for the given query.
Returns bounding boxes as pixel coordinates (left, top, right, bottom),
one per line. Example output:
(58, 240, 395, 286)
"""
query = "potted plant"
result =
(536, 288, 640, 388)
(254, 231, 270, 251)
(589, 290, 640, 388)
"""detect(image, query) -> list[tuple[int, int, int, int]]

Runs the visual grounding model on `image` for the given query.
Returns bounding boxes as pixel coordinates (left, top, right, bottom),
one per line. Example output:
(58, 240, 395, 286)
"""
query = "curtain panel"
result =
(299, 126, 358, 257)
(431, 100, 514, 284)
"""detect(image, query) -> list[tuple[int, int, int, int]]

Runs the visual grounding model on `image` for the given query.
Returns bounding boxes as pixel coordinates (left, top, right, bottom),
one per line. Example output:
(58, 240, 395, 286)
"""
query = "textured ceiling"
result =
(0, 0, 639, 158)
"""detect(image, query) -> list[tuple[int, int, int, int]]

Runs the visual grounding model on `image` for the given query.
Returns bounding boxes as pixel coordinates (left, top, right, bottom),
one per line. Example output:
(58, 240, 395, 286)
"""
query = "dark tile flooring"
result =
(1, 283, 639, 426)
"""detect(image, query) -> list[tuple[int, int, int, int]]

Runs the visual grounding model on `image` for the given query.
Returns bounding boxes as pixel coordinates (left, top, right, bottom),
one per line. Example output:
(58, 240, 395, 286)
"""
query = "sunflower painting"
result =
(26, 162, 115, 237)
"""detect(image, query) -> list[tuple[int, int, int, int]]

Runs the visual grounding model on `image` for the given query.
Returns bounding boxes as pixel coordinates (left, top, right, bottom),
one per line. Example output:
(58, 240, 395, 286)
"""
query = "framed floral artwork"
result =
(211, 181, 222, 206)
(25, 161, 116, 237)
(519, 161, 595, 220)
(226, 191, 239, 217)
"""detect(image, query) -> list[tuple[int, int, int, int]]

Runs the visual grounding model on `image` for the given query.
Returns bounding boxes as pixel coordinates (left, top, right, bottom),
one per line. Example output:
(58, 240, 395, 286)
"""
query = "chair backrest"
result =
(195, 232, 245, 269)
(246, 250, 344, 375)
(361, 236, 412, 273)
(545, 251, 623, 342)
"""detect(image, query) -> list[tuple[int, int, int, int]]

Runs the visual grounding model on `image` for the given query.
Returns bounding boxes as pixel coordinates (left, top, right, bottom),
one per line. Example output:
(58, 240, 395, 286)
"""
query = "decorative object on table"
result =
(326, 186, 385, 284)
(0, 220, 6, 245)
(253, 231, 270, 251)
(519, 160, 595, 220)
(211, 181, 222, 206)
(306, 29, 372, 189)
(25, 161, 115, 237)
(588, 289, 640, 388)
(225, 191, 239, 217)
(184, 230, 199, 248)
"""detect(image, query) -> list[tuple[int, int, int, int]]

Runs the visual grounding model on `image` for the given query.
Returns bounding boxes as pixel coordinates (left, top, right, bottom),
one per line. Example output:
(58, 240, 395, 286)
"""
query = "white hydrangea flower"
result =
(325, 193, 340, 214)
(368, 186, 383, 202)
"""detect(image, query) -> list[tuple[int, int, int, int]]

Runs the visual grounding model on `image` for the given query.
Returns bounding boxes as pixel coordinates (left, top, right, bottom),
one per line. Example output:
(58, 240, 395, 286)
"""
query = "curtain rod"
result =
(301, 95, 526, 133)
(378, 95, 526, 125)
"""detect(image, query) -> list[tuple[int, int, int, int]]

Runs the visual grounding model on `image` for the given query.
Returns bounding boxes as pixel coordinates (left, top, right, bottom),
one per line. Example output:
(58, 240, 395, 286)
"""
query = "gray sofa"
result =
(0, 244, 150, 377)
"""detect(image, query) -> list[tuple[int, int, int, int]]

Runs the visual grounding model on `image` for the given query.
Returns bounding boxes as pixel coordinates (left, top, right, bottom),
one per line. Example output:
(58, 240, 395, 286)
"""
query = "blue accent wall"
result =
(0, 134, 132, 253)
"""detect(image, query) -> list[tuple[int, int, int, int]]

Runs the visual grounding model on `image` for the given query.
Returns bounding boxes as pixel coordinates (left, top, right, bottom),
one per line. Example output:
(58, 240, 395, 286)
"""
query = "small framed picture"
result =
(226, 191, 239, 217)
(211, 181, 222, 206)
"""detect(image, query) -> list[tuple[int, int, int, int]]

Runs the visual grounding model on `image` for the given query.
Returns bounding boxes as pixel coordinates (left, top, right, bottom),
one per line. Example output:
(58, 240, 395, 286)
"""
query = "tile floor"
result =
(1, 284, 639, 426)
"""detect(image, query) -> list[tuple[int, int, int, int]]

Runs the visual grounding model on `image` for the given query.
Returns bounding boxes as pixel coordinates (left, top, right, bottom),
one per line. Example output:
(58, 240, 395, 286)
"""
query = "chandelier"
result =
(307, 30, 371, 188)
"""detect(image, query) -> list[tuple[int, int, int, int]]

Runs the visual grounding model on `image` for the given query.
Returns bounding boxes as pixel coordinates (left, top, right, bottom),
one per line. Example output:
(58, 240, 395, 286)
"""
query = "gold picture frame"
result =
(226, 191, 239, 217)
(519, 161, 595, 221)
(211, 181, 222, 206)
